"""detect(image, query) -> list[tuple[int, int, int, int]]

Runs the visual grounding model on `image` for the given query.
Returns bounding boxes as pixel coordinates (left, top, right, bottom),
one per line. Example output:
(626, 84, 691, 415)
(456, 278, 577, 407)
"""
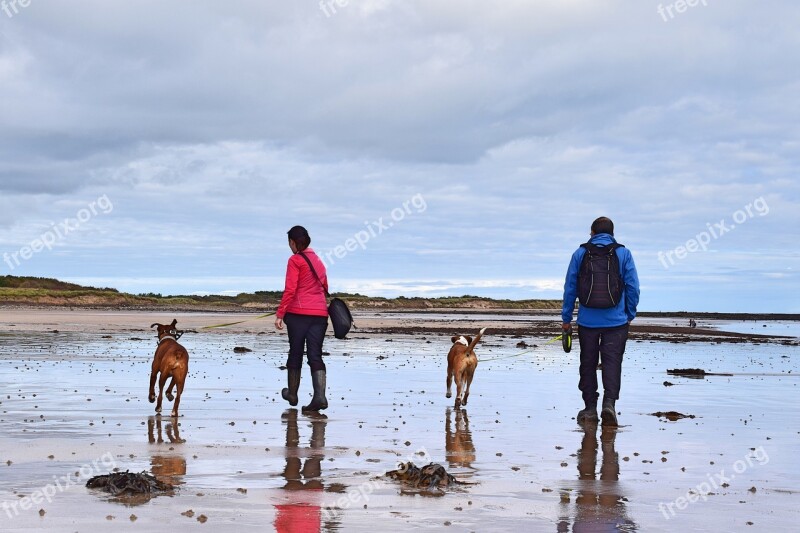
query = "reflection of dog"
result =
(147, 415, 185, 444)
(148, 319, 189, 417)
(446, 327, 486, 408)
(147, 416, 186, 487)
(445, 407, 476, 469)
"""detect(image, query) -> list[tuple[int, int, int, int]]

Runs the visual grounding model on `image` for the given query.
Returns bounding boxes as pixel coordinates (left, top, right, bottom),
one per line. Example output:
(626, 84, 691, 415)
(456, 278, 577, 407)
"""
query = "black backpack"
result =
(578, 242, 624, 309)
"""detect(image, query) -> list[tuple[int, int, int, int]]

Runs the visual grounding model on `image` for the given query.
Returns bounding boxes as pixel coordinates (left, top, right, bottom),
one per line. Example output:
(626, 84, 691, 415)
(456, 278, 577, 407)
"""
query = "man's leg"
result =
(577, 326, 601, 422)
(599, 323, 629, 425)
(578, 326, 601, 403)
(599, 324, 628, 400)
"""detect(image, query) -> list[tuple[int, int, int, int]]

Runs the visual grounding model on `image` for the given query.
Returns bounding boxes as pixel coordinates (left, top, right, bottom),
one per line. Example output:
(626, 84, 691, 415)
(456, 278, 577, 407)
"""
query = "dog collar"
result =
(157, 336, 177, 345)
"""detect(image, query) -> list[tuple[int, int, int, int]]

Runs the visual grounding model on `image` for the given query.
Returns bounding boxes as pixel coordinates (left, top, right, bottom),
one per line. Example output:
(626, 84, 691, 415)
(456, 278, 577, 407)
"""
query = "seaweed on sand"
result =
(386, 462, 468, 495)
(86, 471, 172, 496)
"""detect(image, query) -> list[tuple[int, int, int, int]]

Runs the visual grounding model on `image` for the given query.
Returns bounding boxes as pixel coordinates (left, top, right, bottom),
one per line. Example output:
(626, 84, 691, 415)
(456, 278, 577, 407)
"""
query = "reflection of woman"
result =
(274, 410, 326, 532)
(275, 226, 329, 412)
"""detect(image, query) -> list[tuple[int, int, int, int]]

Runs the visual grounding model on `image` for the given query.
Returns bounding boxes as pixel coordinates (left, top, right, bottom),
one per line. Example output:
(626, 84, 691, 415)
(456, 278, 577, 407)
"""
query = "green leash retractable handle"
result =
(562, 325, 573, 353)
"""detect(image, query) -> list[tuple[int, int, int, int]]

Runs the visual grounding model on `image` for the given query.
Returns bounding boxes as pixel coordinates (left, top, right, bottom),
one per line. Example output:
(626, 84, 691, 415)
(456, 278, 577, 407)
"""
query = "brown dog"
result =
(148, 319, 189, 417)
(446, 327, 486, 408)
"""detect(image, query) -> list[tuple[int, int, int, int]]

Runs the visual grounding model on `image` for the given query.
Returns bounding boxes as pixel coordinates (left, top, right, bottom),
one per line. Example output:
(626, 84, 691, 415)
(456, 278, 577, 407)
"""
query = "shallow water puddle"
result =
(0, 326, 798, 531)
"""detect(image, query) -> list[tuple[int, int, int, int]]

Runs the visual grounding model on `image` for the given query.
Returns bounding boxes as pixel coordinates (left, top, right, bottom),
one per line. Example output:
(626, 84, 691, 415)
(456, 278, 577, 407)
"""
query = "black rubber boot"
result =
(601, 397, 618, 427)
(577, 399, 598, 424)
(302, 370, 328, 412)
(282, 368, 301, 406)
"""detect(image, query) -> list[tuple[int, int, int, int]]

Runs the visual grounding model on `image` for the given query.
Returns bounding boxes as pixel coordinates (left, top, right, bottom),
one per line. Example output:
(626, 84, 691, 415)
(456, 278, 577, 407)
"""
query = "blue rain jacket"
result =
(562, 233, 640, 328)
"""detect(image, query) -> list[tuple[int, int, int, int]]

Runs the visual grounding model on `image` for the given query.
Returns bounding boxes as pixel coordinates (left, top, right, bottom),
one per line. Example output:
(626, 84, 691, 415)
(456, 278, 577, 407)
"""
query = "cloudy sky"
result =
(1, 1, 798, 312)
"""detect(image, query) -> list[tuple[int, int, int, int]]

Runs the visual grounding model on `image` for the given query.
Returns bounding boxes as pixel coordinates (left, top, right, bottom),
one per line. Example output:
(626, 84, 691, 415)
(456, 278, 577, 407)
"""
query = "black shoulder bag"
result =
(298, 252, 355, 339)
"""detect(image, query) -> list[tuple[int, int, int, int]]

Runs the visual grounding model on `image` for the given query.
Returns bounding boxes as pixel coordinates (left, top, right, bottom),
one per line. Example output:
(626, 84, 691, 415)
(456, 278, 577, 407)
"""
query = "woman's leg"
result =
(282, 313, 307, 406)
(305, 316, 328, 372)
(303, 316, 329, 411)
(284, 313, 308, 370)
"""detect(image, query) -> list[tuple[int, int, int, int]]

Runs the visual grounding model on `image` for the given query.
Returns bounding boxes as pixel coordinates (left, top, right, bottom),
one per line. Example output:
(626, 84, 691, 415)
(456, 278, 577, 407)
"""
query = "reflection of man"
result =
(557, 424, 637, 532)
(274, 411, 327, 533)
(445, 407, 476, 469)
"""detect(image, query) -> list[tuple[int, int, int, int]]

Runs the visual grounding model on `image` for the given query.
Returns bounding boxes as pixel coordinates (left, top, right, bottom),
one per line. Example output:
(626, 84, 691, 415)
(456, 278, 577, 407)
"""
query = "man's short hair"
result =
(591, 217, 614, 236)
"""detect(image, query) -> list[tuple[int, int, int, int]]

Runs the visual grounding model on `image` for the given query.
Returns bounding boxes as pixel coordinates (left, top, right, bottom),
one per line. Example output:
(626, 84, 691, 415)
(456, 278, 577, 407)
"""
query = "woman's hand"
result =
(274, 317, 284, 330)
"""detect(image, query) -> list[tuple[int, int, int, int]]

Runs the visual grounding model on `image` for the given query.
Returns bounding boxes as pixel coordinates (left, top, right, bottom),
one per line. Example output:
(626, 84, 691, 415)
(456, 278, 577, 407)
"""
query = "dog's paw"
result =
(148, 394, 155, 403)
(155, 406, 162, 414)
(446, 392, 452, 398)
(166, 392, 174, 402)
(170, 411, 179, 418)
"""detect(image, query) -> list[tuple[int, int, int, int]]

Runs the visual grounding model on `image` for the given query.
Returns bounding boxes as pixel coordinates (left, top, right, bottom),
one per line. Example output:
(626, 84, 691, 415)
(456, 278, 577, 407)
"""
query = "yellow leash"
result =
(200, 312, 276, 330)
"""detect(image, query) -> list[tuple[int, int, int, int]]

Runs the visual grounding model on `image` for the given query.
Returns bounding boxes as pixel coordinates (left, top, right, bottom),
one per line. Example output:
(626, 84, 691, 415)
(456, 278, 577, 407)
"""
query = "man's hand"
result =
(274, 317, 284, 330)
(562, 322, 572, 331)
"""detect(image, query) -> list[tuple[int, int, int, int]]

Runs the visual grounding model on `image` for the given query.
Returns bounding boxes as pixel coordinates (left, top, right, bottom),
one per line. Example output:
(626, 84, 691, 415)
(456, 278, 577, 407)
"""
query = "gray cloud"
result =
(0, 1, 798, 310)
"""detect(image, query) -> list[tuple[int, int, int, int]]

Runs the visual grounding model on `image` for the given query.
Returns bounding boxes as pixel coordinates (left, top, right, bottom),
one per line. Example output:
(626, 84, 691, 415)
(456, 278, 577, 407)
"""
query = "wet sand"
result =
(0, 309, 798, 532)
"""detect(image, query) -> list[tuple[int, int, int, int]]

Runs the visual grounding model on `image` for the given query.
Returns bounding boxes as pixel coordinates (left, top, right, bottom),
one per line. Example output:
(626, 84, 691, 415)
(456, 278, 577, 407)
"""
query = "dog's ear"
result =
(171, 319, 178, 327)
(465, 336, 473, 345)
(150, 323, 159, 329)
(451, 336, 458, 344)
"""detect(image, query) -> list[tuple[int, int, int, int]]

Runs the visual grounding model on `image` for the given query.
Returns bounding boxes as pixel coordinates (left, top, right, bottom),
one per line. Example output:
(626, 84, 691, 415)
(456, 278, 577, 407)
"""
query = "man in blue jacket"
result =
(562, 217, 640, 426)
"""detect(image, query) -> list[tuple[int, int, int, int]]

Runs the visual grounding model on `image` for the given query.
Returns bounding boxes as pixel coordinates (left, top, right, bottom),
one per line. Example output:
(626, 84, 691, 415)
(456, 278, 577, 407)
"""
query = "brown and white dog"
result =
(148, 319, 189, 417)
(446, 327, 486, 409)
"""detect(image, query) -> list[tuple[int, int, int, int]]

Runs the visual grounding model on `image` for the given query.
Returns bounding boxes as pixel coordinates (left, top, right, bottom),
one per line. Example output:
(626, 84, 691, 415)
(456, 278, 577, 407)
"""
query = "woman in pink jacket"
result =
(274, 226, 330, 412)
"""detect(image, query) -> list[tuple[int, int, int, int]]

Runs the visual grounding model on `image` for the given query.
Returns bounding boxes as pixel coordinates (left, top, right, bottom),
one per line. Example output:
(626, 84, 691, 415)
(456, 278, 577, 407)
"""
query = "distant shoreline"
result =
(0, 303, 798, 322)
(1, 303, 799, 324)
(2, 275, 798, 320)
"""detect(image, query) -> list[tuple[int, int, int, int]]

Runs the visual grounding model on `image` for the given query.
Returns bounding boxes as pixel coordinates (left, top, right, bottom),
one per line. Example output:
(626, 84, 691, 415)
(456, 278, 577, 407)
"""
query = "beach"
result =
(0, 309, 797, 532)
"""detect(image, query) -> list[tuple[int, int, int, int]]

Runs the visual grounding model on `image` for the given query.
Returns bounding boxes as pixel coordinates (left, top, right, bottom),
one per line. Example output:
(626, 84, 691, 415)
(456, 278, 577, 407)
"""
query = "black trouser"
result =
(577, 323, 629, 404)
(284, 313, 328, 372)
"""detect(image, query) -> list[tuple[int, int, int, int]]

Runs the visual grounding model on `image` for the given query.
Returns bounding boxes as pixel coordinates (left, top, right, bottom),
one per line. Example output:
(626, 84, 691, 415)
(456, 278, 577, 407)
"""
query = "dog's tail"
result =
(466, 327, 486, 354)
